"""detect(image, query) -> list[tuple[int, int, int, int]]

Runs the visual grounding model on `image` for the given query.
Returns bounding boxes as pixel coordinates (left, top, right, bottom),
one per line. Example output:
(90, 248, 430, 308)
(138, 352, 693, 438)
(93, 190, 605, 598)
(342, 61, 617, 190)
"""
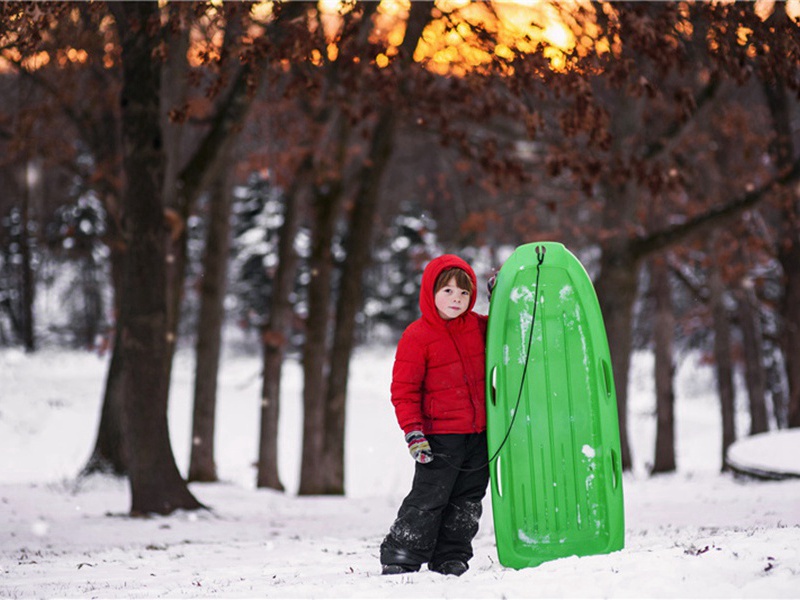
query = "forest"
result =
(1, 0, 799, 516)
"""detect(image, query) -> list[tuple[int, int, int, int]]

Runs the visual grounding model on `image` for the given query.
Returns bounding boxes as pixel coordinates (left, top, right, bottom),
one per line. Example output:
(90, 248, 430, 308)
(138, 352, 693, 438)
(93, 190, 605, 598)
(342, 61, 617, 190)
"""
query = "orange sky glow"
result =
(1, 0, 799, 74)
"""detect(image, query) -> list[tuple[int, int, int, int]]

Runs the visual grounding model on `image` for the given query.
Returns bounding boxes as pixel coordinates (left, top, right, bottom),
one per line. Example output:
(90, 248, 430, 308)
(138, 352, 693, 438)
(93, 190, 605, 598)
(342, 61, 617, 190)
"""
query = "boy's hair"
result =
(434, 267, 474, 295)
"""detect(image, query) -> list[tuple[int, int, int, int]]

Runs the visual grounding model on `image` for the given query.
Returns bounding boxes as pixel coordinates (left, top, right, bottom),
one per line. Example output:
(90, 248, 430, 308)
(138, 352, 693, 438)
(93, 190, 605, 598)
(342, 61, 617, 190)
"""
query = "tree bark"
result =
(82, 247, 127, 476)
(594, 146, 640, 471)
(595, 242, 637, 472)
(298, 132, 347, 495)
(257, 160, 309, 491)
(650, 255, 676, 474)
(188, 165, 233, 483)
(734, 282, 769, 435)
(709, 259, 736, 472)
(78, 253, 104, 349)
(112, 1, 202, 515)
(321, 109, 396, 494)
(319, 1, 432, 494)
(161, 7, 192, 379)
(777, 236, 800, 429)
(77, 103, 127, 476)
(82, 319, 127, 476)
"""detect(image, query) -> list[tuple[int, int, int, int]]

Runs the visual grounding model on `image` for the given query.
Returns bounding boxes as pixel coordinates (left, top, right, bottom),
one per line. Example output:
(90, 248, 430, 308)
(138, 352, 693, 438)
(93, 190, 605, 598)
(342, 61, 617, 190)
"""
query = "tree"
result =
(650, 254, 677, 474)
(284, 1, 436, 495)
(364, 211, 441, 343)
(319, 1, 433, 494)
(709, 246, 737, 471)
(504, 1, 800, 469)
(110, 1, 202, 514)
(256, 168, 306, 491)
(734, 274, 769, 435)
(758, 7, 800, 429)
(83, 1, 306, 478)
(187, 164, 233, 483)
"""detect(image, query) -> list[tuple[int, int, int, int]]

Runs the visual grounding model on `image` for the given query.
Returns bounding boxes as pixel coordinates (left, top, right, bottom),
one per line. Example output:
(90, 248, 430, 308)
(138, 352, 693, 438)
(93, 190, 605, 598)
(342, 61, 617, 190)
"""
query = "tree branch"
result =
(5, 58, 94, 138)
(632, 157, 800, 261)
(175, 2, 308, 210)
(642, 74, 722, 162)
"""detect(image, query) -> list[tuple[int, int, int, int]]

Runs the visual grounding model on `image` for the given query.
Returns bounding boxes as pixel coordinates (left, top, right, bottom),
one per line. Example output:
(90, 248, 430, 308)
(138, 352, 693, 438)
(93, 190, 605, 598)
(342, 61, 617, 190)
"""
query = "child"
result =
(380, 254, 489, 577)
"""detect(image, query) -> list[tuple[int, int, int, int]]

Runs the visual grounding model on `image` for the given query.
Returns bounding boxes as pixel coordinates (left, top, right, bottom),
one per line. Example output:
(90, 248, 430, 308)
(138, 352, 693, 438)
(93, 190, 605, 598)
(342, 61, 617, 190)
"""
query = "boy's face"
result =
(434, 276, 471, 320)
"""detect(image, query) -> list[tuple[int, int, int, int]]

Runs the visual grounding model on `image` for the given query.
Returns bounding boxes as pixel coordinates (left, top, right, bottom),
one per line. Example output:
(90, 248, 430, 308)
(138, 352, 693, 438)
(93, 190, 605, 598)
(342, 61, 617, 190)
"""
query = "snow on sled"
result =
(728, 429, 800, 480)
(485, 242, 624, 569)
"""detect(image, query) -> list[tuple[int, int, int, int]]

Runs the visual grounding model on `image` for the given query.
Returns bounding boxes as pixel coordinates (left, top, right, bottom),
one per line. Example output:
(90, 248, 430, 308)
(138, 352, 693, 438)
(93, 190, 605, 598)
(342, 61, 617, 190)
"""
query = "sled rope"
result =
(436, 245, 546, 473)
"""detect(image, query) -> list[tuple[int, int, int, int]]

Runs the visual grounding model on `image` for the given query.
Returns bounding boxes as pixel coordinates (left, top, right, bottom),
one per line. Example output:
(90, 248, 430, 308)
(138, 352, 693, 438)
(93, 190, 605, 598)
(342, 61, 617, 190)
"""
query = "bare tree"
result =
(651, 255, 677, 474)
(709, 251, 737, 471)
(188, 164, 233, 483)
(111, 1, 202, 514)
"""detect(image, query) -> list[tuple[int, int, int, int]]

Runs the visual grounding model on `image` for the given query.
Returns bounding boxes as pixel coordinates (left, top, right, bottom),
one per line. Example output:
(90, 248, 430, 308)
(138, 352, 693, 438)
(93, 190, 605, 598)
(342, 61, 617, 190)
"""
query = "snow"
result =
(1, 344, 799, 598)
(727, 429, 800, 478)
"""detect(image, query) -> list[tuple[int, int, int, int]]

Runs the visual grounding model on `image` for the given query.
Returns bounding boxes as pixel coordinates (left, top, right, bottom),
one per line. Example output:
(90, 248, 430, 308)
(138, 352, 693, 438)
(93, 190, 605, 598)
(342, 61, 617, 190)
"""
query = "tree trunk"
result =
(734, 282, 769, 435)
(19, 165, 35, 352)
(765, 346, 788, 429)
(79, 96, 127, 474)
(595, 243, 637, 472)
(161, 11, 192, 381)
(709, 260, 736, 472)
(160, 3, 276, 398)
(594, 167, 639, 471)
(298, 175, 345, 495)
(293, 84, 351, 494)
(79, 253, 104, 349)
(318, 1, 431, 495)
(650, 256, 676, 474)
(81, 3, 302, 482)
(778, 239, 800, 429)
(112, 1, 202, 515)
(82, 246, 127, 476)
(81, 318, 128, 476)
(188, 166, 233, 483)
(761, 71, 800, 429)
(321, 109, 396, 493)
(257, 160, 309, 491)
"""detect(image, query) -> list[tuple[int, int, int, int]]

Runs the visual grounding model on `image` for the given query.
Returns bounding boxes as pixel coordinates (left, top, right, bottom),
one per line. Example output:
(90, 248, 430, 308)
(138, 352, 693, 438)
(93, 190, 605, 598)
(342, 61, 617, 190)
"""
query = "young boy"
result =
(380, 254, 489, 577)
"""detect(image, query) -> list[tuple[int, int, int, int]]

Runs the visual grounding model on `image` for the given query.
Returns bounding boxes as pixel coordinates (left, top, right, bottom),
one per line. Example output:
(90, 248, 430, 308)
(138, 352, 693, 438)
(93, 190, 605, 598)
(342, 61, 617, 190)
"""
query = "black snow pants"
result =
(380, 432, 490, 570)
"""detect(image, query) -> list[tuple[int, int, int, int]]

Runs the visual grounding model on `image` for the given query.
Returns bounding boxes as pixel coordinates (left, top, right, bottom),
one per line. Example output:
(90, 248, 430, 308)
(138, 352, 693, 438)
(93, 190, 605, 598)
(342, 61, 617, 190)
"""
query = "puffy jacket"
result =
(390, 254, 487, 435)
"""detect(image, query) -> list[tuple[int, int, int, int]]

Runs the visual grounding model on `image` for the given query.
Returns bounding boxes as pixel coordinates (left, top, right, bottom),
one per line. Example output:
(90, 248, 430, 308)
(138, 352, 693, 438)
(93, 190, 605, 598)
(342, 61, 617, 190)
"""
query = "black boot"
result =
(381, 564, 420, 575)
(430, 559, 468, 576)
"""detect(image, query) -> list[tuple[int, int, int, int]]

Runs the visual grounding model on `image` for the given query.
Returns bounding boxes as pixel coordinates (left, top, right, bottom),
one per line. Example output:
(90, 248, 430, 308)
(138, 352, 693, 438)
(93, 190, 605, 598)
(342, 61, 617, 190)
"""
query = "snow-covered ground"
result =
(1, 343, 798, 598)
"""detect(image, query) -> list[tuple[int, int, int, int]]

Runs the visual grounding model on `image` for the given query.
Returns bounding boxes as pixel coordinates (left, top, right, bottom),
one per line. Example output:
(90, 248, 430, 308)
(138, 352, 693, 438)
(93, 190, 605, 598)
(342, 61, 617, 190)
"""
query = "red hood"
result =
(419, 254, 478, 327)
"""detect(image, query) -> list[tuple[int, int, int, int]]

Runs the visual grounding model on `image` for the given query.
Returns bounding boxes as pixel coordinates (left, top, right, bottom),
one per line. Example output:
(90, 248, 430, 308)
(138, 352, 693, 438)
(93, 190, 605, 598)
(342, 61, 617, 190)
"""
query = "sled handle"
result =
(610, 448, 621, 491)
(492, 454, 503, 498)
(601, 358, 614, 401)
(490, 365, 498, 406)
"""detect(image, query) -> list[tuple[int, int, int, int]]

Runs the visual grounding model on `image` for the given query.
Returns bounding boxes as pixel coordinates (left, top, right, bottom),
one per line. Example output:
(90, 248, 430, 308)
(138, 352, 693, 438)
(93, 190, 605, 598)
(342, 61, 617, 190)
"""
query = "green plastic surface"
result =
(486, 242, 624, 569)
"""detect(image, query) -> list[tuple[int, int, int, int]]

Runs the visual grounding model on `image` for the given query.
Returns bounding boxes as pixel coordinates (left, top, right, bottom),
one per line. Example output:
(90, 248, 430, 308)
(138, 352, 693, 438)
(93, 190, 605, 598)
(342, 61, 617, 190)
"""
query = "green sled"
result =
(485, 242, 624, 569)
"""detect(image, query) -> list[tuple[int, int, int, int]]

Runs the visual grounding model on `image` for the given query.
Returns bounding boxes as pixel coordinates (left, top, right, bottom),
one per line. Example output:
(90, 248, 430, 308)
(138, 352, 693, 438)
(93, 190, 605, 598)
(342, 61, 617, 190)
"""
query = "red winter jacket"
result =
(390, 254, 488, 436)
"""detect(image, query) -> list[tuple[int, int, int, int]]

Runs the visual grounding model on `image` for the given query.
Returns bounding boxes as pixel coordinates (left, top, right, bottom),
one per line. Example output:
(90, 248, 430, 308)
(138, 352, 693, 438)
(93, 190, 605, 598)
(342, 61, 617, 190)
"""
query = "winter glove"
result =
(405, 430, 433, 464)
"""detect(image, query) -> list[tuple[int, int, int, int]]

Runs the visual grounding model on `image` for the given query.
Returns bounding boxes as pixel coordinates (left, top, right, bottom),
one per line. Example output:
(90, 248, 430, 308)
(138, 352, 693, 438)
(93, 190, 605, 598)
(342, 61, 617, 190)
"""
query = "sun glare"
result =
(306, 0, 592, 73)
(412, 1, 588, 74)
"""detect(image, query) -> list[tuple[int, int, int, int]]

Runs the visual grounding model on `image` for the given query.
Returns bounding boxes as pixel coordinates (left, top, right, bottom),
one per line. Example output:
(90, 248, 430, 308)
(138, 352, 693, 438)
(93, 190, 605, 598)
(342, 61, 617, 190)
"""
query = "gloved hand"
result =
(405, 430, 433, 464)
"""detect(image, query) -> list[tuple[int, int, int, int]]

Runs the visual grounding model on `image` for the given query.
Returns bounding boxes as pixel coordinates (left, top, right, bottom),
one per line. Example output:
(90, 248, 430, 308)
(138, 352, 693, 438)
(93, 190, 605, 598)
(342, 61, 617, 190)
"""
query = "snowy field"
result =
(1, 342, 799, 598)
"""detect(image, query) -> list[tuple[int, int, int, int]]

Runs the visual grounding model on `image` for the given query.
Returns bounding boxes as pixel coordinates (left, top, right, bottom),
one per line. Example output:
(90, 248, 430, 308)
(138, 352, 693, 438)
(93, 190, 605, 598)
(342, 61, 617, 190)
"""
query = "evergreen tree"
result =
(364, 210, 440, 341)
